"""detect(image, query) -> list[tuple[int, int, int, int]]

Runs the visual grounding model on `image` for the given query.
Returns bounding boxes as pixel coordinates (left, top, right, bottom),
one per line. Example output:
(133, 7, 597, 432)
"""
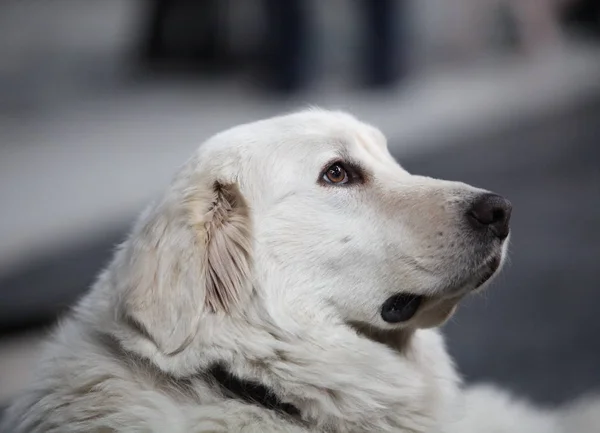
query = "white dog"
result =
(1, 109, 597, 432)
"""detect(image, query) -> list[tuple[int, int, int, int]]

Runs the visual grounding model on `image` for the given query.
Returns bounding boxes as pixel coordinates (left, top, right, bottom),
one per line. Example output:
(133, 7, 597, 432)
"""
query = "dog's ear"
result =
(119, 179, 252, 356)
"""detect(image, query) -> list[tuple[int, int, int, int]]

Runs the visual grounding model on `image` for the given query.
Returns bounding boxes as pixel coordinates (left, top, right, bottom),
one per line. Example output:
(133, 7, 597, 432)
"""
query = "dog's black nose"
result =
(467, 193, 512, 239)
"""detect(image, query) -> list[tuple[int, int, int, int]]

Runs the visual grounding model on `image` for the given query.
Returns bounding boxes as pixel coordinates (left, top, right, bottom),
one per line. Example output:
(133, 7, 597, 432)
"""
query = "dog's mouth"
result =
(474, 254, 501, 287)
(381, 255, 502, 324)
(381, 294, 424, 324)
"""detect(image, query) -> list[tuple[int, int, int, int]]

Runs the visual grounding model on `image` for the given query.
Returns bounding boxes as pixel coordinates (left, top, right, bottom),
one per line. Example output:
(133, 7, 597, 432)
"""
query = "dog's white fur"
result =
(2, 109, 598, 433)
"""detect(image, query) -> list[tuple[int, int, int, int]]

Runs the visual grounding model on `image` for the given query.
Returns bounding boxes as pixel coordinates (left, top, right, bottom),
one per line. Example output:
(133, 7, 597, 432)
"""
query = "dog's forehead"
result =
(258, 111, 388, 159)
(193, 110, 399, 189)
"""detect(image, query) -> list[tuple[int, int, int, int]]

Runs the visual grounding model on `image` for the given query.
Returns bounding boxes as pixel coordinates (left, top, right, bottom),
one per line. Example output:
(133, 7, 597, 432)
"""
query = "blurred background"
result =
(1, 0, 600, 415)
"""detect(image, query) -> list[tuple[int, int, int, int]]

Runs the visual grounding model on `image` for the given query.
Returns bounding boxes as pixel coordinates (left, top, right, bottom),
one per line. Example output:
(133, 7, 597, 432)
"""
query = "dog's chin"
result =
(380, 253, 503, 329)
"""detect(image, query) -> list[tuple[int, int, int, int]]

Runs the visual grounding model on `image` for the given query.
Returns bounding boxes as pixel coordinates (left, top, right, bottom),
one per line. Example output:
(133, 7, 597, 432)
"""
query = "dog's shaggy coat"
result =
(2, 110, 598, 433)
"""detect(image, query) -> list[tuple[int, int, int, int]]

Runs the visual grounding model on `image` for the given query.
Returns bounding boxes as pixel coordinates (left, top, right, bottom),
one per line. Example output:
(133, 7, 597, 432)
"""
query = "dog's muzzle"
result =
(380, 192, 512, 325)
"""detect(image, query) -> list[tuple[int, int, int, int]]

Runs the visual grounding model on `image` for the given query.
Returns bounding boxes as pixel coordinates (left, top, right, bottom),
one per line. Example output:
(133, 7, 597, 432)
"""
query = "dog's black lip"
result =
(381, 293, 423, 323)
(380, 255, 501, 324)
(475, 255, 501, 288)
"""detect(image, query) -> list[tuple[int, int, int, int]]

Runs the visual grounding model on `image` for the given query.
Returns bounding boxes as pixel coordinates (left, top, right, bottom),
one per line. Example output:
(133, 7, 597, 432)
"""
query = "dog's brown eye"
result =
(323, 164, 349, 184)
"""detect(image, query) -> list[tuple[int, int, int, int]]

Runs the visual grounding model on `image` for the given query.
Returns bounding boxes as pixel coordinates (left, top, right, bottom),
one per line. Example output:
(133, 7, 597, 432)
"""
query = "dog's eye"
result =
(323, 163, 349, 184)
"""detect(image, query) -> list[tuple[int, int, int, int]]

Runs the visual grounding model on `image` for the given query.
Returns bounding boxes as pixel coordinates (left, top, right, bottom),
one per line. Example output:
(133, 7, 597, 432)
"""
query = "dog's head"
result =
(112, 109, 511, 359)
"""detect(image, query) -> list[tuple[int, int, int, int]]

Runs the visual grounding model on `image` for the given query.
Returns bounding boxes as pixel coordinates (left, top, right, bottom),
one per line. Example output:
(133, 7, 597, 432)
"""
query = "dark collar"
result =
(96, 331, 302, 422)
(206, 363, 302, 420)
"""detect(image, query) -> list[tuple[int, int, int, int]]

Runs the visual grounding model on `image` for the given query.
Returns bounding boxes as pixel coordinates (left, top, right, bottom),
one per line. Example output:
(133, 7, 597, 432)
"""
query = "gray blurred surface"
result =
(1, 100, 599, 407)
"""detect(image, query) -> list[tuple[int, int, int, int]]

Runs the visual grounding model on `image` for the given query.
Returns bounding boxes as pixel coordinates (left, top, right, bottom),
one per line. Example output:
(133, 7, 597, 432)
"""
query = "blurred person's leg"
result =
(142, 0, 171, 61)
(360, 0, 406, 88)
(263, 0, 310, 93)
(511, 0, 564, 54)
(452, 0, 494, 62)
(140, 0, 229, 72)
(562, 0, 600, 39)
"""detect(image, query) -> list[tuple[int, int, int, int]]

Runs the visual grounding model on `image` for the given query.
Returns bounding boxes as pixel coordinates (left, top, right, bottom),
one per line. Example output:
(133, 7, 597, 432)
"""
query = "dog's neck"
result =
(94, 290, 459, 433)
(194, 302, 458, 432)
(199, 325, 417, 428)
